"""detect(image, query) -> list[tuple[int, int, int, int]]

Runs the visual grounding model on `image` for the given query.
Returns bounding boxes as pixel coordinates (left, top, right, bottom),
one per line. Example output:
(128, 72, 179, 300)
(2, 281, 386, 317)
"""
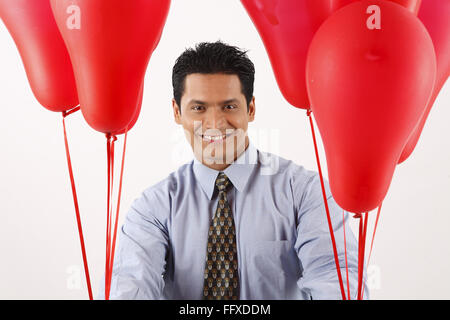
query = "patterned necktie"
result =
(203, 172, 239, 300)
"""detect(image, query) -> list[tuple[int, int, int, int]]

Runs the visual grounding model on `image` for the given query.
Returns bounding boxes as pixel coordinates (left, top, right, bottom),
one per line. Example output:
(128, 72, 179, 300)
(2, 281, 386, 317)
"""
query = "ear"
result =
(247, 96, 256, 122)
(172, 98, 182, 125)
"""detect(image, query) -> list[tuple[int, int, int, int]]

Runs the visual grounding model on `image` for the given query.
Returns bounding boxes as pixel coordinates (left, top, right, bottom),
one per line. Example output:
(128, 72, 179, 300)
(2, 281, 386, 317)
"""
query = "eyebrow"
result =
(187, 99, 240, 105)
(188, 100, 207, 105)
(221, 99, 240, 105)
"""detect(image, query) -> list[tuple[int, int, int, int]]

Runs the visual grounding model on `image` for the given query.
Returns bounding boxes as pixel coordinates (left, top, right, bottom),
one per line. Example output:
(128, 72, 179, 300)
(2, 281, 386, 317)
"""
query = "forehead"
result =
(182, 73, 244, 104)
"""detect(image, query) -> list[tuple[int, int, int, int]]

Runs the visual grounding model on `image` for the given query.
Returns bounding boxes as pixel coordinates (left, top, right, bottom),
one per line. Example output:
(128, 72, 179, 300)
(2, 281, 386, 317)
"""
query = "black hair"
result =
(172, 41, 255, 112)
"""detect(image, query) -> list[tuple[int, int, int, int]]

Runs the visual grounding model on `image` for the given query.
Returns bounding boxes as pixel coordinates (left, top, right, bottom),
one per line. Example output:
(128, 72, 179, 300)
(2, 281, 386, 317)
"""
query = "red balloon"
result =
(241, 0, 343, 109)
(0, 0, 78, 112)
(391, 0, 423, 14)
(398, 0, 450, 163)
(113, 80, 144, 136)
(335, 0, 422, 15)
(334, 0, 357, 9)
(306, 0, 436, 213)
(50, 0, 171, 134)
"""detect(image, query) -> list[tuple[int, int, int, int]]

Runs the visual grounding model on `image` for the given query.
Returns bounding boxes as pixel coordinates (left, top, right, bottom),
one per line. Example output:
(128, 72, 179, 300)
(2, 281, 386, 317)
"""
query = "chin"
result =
(204, 151, 236, 165)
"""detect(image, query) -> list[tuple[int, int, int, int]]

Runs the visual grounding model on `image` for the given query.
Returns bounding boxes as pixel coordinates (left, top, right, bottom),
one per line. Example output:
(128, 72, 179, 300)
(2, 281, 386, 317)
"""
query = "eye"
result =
(224, 105, 236, 110)
(191, 105, 205, 111)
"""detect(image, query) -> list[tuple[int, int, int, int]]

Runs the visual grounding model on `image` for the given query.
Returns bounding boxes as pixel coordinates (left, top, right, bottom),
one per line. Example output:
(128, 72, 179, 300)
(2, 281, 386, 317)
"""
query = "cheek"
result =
(230, 119, 248, 133)
(227, 112, 248, 128)
(180, 116, 197, 132)
(178, 119, 195, 141)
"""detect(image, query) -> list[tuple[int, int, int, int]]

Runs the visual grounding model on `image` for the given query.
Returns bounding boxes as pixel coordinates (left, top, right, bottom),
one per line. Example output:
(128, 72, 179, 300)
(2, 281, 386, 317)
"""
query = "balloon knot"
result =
(353, 213, 362, 219)
(62, 105, 81, 118)
(306, 109, 312, 117)
(105, 133, 118, 142)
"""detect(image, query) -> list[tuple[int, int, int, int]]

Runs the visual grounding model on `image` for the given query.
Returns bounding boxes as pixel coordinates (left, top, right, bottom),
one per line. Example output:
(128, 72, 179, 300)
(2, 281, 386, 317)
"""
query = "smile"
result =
(198, 132, 234, 143)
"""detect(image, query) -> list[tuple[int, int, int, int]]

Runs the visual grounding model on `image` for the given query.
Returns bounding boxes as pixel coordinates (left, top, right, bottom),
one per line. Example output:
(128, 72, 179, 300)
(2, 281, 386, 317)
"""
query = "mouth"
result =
(197, 131, 235, 143)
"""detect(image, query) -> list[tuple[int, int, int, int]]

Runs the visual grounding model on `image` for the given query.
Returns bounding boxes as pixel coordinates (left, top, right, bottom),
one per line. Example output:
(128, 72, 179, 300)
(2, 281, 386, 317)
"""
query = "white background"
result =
(0, 0, 449, 299)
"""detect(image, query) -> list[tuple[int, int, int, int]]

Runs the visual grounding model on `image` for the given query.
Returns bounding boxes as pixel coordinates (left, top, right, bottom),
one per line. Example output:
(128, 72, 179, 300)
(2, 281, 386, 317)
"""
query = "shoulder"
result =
(256, 148, 328, 208)
(132, 160, 193, 216)
(144, 160, 193, 200)
(257, 148, 315, 185)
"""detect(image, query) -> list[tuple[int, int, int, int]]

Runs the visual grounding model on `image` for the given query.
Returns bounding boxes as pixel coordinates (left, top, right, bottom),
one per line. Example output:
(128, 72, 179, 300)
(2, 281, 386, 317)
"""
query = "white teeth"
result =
(201, 134, 228, 141)
(204, 135, 225, 140)
(198, 131, 235, 142)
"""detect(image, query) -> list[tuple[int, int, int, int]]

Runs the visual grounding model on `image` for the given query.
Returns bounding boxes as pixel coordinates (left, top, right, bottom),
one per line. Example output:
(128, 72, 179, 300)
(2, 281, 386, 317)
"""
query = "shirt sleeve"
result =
(293, 170, 369, 300)
(97, 188, 169, 300)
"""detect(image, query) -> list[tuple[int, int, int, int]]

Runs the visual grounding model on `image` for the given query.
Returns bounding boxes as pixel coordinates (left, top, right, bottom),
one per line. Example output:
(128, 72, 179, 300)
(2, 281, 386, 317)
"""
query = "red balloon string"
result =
(356, 214, 363, 299)
(109, 136, 117, 273)
(362, 212, 369, 297)
(106, 135, 117, 299)
(342, 209, 351, 299)
(356, 212, 369, 300)
(105, 135, 112, 299)
(307, 109, 346, 300)
(104, 132, 125, 300)
(361, 203, 383, 298)
(61, 107, 93, 300)
(108, 128, 129, 290)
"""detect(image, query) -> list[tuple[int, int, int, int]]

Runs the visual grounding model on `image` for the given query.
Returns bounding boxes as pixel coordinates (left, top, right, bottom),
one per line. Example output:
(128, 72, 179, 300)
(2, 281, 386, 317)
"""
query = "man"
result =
(99, 41, 365, 300)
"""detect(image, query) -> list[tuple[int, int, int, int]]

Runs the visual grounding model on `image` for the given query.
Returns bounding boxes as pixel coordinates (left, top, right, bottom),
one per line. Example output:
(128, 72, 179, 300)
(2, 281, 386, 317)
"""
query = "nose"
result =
(204, 107, 226, 130)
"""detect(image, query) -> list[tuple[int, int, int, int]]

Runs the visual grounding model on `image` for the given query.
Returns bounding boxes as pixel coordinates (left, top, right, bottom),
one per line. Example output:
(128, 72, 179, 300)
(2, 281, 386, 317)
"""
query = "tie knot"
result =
(215, 172, 231, 192)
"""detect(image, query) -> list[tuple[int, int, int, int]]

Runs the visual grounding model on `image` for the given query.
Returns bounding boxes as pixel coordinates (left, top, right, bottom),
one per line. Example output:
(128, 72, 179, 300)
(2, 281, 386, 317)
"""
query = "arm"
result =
(294, 171, 369, 300)
(97, 189, 169, 300)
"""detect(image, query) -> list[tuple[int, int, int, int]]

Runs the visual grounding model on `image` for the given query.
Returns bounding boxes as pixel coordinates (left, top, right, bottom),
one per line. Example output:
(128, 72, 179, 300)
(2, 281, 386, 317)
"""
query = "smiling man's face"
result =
(172, 73, 255, 171)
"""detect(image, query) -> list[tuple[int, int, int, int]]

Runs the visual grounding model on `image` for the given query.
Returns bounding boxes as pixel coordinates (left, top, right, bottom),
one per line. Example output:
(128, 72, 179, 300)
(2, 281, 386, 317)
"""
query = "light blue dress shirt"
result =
(98, 140, 367, 300)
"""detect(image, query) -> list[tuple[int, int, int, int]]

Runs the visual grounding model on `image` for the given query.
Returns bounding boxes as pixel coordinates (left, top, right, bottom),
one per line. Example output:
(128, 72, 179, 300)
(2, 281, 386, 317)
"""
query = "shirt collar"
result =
(193, 140, 258, 200)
